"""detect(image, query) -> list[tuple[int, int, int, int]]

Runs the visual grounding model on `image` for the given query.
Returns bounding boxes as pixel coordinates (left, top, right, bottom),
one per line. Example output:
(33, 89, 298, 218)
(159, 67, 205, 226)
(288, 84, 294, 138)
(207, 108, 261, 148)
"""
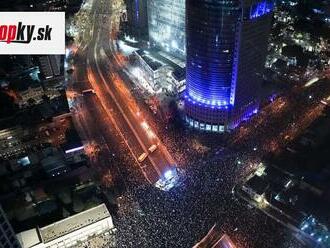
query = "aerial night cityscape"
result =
(0, 0, 329, 247)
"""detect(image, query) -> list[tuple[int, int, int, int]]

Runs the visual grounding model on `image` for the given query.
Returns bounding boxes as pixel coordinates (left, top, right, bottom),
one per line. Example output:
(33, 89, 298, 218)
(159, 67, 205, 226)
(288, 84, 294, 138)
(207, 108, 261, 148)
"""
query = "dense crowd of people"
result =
(68, 0, 330, 246)
(106, 125, 305, 248)
(115, 141, 302, 248)
(78, 78, 329, 247)
(77, 65, 322, 247)
(88, 71, 325, 247)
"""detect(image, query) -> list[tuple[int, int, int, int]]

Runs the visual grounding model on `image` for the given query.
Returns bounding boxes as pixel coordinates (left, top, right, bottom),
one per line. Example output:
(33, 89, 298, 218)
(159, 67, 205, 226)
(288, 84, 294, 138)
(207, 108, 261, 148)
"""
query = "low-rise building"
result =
(133, 50, 171, 91)
(19, 85, 44, 107)
(0, 127, 34, 160)
(133, 49, 186, 94)
(168, 67, 186, 94)
(193, 224, 237, 248)
(242, 175, 270, 203)
(16, 204, 116, 248)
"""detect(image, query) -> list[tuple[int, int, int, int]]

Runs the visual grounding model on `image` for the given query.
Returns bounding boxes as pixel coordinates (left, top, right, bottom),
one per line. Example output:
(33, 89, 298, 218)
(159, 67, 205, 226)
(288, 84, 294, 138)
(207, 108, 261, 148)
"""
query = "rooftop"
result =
(16, 228, 41, 248)
(135, 49, 186, 79)
(39, 203, 110, 243)
(193, 223, 237, 248)
(214, 234, 237, 248)
(245, 175, 270, 195)
(135, 49, 164, 71)
(172, 66, 186, 81)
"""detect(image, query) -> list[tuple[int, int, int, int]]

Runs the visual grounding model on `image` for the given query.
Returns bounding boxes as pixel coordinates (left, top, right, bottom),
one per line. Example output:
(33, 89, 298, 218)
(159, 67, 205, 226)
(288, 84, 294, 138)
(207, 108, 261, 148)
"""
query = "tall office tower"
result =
(185, 0, 274, 132)
(147, 0, 185, 58)
(125, 0, 148, 38)
(67, 0, 83, 12)
(15, 56, 33, 68)
(37, 55, 62, 81)
(0, 205, 21, 248)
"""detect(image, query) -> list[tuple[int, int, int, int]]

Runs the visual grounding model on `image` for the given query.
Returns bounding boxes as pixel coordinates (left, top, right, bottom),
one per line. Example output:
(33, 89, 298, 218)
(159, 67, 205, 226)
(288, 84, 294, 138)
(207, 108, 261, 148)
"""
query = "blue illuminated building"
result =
(135, 0, 139, 23)
(185, 0, 274, 132)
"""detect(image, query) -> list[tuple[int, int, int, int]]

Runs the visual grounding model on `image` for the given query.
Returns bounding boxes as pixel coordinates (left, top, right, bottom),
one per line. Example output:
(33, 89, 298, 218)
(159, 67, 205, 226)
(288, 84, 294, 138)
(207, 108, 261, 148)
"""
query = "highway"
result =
(67, 50, 127, 188)
(70, 0, 176, 187)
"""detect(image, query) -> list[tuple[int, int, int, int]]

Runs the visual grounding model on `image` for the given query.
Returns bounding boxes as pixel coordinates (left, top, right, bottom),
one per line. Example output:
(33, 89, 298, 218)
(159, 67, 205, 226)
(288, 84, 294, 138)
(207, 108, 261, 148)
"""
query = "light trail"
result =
(93, 44, 162, 176)
(304, 77, 319, 88)
(86, 64, 154, 184)
(87, 35, 164, 183)
(73, 0, 177, 187)
(102, 7, 177, 176)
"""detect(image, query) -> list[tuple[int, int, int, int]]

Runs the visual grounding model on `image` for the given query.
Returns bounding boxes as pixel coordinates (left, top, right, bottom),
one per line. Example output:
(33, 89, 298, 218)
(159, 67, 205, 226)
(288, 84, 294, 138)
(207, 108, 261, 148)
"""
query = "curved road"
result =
(78, 0, 176, 186)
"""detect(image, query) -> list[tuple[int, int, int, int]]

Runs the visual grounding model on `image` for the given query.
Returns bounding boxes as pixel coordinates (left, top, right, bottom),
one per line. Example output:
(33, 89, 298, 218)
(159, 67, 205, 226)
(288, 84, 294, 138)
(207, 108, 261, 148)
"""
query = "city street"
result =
(75, 0, 177, 186)
(0, 0, 329, 248)
(66, 0, 317, 247)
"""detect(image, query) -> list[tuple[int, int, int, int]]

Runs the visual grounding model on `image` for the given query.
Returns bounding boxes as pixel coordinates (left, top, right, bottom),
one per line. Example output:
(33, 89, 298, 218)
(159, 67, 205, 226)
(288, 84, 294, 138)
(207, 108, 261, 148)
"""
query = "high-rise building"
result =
(0, 205, 21, 248)
(185, 0, 274, 132)
(14, 56, 33, 68)
(125, 0, 148, 38)
(147, 0, 185, 58)
(37, 55, 62, 81)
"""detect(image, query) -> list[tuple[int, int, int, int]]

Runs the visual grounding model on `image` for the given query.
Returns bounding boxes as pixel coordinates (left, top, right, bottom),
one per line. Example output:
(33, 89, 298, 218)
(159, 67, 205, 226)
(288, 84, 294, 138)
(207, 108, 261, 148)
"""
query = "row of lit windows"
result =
(186, 116, 226, 133)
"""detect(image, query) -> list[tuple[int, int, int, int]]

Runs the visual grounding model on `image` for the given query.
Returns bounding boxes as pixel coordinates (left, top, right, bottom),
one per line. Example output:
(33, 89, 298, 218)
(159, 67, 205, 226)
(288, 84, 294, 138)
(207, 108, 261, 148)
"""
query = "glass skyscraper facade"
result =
(0, 205, 21, 248)
(124, 0, 148, 38)
(147, 0, 185, 58)
(185, 0, 274, 132)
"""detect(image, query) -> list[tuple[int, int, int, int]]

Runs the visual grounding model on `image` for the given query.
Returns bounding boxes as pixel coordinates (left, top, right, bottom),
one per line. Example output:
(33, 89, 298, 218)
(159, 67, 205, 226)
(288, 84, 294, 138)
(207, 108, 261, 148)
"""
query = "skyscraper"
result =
(124, 0, 148, 38)
(185, 0, 274, 132)
(38, 55, 62, 81)
(147, 0, 185, 58)
(0, 205, 21, 248)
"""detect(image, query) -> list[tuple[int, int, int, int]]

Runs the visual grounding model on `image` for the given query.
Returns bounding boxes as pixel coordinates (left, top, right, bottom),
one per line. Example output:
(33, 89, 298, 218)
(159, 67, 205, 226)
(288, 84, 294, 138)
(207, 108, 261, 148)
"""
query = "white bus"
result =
(82, 89, 96, 95)
(138, 152, 148, 162)
(148, 144, 158, 153)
